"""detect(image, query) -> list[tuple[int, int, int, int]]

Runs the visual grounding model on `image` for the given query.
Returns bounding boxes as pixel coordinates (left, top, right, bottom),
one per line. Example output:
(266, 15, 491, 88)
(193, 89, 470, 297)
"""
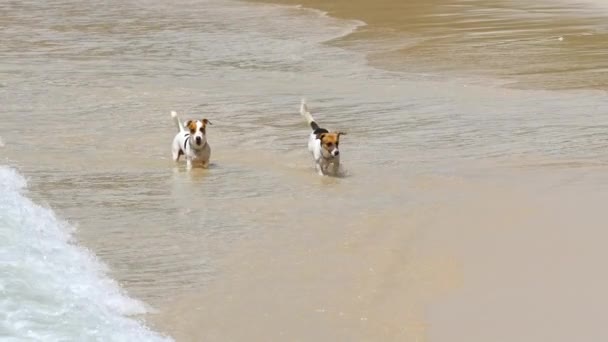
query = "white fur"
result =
(171, 111, 211, 169)
(300, 99, 341, 176)
(307, 132, 340, 176)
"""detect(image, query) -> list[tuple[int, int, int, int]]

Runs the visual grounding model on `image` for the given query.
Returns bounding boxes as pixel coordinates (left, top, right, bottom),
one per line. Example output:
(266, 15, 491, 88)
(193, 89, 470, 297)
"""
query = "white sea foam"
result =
(0, 166, 171, 341)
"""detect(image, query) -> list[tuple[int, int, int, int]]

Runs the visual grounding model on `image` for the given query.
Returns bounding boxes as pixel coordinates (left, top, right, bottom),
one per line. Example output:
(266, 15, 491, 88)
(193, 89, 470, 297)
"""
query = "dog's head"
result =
(185, 119, 211, 148)
(317, 131, 345, 158)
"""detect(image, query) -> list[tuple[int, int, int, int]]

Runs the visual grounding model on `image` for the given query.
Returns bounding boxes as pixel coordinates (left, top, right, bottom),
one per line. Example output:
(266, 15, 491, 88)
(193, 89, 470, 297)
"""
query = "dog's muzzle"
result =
(195, 136, 202, 145)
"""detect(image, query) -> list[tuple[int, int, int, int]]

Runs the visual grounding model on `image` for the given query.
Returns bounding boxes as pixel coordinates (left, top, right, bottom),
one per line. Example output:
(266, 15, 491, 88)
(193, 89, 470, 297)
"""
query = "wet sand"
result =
(251, 0, 608, 90)
(151, 174, 462, 341)
(427, 179, 608, 342)
(152, 162, 608, 341)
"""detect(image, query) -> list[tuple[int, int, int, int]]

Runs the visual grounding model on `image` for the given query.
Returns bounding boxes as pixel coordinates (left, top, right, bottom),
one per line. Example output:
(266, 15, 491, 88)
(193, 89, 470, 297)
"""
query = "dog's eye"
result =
(200, 128, 204, 132)
(326, 143, 333, 148)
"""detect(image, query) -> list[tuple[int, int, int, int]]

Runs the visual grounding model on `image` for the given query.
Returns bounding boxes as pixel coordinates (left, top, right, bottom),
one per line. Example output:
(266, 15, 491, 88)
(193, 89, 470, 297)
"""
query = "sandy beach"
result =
(2, 0, 608, 341)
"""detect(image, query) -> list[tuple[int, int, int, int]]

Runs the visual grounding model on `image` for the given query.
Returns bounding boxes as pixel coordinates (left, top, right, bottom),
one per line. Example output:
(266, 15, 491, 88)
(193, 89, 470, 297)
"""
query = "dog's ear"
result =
(316, 132, 326, 140)
(337, 131, 346, 137)
(202, 119, 212, 126)
(186, 120, 197, 131)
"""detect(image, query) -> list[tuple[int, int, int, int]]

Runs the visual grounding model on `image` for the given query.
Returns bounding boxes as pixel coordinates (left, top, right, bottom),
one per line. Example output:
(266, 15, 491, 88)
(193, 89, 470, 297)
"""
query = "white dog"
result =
(299, 100, 345, 176)
(171, 111, 212, 169)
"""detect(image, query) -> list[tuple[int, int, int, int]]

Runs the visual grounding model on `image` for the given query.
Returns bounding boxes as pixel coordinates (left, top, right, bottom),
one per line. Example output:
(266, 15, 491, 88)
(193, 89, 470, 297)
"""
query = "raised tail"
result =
(300, 99, 320, 131)
(171, 111, 185, 133)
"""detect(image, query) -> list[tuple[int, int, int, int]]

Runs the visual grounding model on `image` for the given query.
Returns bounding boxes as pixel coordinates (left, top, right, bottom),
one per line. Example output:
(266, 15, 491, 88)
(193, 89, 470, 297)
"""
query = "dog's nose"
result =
(195, 136, 202, 144)
(334, 150, 339, 156)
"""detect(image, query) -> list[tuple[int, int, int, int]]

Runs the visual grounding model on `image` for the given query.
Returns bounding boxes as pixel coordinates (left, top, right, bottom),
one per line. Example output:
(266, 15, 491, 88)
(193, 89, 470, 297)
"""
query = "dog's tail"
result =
(300, 99, 320, 131)
(171, 111, 184, 133)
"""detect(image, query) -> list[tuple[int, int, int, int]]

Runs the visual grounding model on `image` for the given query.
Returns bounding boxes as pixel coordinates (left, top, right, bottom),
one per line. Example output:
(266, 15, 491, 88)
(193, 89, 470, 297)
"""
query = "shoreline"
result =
(248, 0, 608, 91)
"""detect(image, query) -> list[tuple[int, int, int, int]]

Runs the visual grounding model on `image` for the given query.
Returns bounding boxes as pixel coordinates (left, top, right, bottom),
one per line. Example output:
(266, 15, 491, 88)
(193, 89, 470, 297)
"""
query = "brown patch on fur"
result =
(320, 132, 341, 152)
(187, 120, 198, 133)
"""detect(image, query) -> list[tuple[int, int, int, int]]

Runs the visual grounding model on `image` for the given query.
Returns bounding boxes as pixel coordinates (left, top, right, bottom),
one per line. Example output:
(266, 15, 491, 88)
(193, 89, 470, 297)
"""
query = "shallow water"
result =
(261, 0, 608, 90)
(1, 0, 608, 340)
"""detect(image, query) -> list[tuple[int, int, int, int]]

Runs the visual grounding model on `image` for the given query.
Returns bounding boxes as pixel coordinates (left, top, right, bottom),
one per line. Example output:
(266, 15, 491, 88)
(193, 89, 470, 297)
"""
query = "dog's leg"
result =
(202, 160, 209, 169)
(172, 142, 182, 162)
(315, 162, 325, 176)
(329, 162, 339, 175)
(173, 150, 183, 162)
(186, 158, 193, 170)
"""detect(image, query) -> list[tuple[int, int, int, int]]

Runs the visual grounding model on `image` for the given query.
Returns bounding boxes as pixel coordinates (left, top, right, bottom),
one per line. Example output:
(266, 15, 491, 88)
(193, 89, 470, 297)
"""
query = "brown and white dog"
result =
(299, 100, 345, 176)
(171, 111, 212, 169)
